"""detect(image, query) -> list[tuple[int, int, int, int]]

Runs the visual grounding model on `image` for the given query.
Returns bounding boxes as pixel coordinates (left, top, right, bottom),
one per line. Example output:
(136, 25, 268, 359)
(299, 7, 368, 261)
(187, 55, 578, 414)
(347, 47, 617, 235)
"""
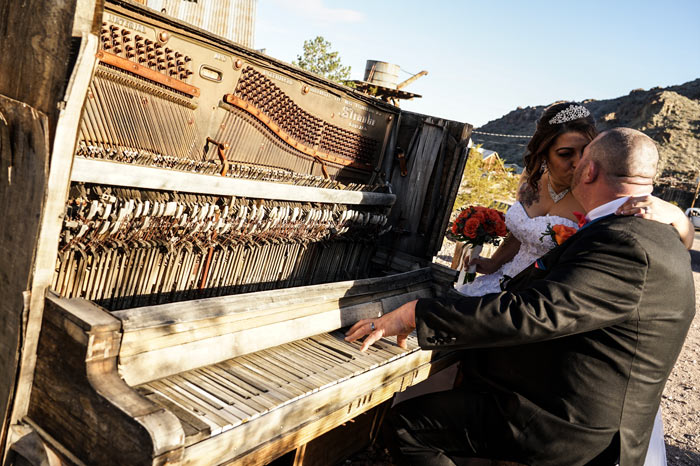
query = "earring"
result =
(540, 160, 547, 173)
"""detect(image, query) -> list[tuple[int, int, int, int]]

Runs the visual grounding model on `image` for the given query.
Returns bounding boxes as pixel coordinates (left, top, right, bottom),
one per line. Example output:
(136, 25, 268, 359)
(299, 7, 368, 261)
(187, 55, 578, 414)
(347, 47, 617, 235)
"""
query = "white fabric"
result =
(456, 201, 577, 296)
(455, 200, 667, 465)
(586, 196, 629, 221)
(644, 408, 668, 466)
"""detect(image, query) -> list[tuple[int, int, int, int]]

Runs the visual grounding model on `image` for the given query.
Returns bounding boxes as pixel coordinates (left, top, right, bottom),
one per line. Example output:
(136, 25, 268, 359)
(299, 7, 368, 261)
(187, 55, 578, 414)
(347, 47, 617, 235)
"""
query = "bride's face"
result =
(546, 131, 592, 189)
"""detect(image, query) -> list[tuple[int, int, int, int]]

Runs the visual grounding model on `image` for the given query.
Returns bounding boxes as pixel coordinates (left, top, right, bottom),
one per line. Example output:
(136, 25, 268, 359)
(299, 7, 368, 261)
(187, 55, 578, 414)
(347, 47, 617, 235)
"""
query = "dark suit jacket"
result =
(416, 215, 695, 466)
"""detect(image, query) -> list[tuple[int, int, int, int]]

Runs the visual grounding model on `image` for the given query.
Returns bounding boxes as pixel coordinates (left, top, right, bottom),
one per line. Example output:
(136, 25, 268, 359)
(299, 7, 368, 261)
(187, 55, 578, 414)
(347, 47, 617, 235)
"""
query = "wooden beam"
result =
(9, 33, 99, 444)
(0, 95, 50, 462)
(114, 270, 434, 385)
(115, 269, 431, 330)
(71, 158, 397, 206)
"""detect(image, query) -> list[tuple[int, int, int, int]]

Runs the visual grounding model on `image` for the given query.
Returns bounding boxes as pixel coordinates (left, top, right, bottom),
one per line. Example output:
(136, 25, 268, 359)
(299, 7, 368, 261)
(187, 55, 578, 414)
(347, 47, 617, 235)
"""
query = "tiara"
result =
(548, 104, 591, 125)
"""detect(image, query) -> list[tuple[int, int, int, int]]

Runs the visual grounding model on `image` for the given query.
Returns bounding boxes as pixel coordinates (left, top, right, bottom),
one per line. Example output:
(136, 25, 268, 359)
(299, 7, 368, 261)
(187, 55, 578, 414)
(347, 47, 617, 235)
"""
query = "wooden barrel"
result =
(363, 60, 400, 89)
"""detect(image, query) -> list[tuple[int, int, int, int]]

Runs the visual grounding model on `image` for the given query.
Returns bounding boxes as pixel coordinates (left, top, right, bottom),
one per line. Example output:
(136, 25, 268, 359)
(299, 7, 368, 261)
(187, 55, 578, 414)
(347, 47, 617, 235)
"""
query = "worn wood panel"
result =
(389, 121, 444, 236)
(0, 1, 80, 142)
(293, 403, 388, 466)
(118, 286, 433, 386)
(425, 122, 472, 257)
(117, 284, 429, 359)
(71, 158, 396, 206)
(27, 297, 185, 466)
(11, 32, 99, 436)
(115, 270, 432, 353)
(378, 112, 472, 262)
(0, 96, 50, 455)
(114, 269, 431, 330)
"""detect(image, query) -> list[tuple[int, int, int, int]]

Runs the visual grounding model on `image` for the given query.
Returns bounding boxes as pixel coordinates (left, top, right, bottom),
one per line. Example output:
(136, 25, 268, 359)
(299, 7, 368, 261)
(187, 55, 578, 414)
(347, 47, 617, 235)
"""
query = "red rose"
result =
(496, 222, 507, 236)
(463, 218, 479, 238)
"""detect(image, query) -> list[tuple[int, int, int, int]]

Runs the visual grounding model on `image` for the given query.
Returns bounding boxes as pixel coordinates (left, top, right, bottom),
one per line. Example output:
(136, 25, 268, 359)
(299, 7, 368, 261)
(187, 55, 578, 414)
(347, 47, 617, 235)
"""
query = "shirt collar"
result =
(585, 196, 630, 222)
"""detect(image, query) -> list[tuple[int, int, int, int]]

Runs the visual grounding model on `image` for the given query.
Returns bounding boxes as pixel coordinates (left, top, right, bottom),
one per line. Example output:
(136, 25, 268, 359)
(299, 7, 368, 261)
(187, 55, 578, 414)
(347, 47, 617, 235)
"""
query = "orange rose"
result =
(552, 224, 577, 245)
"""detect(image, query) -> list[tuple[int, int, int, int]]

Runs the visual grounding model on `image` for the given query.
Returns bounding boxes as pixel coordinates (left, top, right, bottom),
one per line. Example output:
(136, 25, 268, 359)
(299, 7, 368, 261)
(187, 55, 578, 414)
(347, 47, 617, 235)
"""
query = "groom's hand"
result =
(345, 300, 417, 351)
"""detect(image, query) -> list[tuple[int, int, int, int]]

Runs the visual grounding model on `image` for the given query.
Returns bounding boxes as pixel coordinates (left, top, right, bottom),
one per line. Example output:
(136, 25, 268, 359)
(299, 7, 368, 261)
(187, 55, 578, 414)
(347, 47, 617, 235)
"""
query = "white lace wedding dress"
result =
(455, 201, 667, 465)
(456, 201, 577, 296)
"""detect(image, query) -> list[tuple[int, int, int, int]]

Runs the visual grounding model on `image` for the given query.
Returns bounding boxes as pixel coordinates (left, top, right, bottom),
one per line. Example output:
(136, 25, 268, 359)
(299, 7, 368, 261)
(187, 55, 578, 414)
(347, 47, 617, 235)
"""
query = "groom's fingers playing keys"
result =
(345, 319, 383, 351)
(345, 319, 372, 342)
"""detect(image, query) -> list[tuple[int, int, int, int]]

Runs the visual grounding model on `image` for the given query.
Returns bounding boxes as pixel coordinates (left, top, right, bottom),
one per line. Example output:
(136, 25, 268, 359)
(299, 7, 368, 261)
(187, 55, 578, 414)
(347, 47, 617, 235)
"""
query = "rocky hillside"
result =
(473, 79, 700, 184)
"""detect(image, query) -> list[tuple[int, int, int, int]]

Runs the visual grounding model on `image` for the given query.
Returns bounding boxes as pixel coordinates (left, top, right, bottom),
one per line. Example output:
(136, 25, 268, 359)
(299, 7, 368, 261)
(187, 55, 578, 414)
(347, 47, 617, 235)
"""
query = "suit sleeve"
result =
(416, 228, 648, 349)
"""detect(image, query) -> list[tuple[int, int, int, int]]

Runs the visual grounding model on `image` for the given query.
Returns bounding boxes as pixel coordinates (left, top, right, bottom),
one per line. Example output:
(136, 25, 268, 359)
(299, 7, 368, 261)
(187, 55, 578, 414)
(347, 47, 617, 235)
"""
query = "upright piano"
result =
(0, 1, 472, 464)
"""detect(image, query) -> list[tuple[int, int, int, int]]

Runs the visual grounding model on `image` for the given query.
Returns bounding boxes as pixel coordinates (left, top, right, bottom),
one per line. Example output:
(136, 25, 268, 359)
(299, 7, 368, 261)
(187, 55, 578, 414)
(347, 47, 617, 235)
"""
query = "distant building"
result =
(141, 0, 257, 48)
(466, 140, 521, 175)
(478, 148, 501, 170)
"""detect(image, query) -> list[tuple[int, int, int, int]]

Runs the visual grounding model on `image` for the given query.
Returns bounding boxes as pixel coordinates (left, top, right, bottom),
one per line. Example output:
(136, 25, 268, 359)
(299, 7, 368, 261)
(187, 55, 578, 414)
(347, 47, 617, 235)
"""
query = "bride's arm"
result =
(467, 172, 529, 274)
(616, 195, 694, 249)
(466, 233, 521, 274)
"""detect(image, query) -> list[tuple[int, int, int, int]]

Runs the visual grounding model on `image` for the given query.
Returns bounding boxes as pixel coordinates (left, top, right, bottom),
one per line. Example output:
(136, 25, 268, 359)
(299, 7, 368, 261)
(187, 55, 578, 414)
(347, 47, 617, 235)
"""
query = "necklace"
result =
(548, 180, 569, 203)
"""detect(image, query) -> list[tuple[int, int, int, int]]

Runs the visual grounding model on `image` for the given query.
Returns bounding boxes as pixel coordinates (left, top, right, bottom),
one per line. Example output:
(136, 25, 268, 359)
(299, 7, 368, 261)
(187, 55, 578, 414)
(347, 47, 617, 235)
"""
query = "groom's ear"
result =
(584, 160, 599, 183)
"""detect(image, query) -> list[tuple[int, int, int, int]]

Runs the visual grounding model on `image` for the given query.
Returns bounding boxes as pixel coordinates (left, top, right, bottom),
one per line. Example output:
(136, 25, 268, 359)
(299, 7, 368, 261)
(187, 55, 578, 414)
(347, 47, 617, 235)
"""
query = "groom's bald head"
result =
(572, 128, 658, 210)
(587, 128, 658, 189)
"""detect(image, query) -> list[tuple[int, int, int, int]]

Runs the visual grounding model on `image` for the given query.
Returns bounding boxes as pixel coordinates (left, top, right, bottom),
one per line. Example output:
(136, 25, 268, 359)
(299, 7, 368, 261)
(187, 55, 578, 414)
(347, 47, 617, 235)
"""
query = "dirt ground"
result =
(664, 239, 700, 465)
(344, 237, 700, 465)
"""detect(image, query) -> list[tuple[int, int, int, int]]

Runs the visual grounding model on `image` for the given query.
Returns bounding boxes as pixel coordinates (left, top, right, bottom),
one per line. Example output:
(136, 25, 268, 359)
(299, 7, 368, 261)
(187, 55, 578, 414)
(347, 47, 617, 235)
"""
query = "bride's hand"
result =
(464, 256, 500, 275)
(616, 194, 677, 223)
(616, 194, 693, 248)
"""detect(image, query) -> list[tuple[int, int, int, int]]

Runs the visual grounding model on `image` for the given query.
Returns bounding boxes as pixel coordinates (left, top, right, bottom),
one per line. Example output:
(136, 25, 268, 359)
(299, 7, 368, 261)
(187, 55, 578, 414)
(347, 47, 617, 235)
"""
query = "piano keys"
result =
(29, 270, 458, 465)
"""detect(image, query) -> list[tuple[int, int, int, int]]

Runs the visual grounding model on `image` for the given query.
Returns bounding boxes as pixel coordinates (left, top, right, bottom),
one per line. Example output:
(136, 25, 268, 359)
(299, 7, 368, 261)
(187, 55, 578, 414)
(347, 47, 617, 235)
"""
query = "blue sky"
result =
(256, 0, 700, 127)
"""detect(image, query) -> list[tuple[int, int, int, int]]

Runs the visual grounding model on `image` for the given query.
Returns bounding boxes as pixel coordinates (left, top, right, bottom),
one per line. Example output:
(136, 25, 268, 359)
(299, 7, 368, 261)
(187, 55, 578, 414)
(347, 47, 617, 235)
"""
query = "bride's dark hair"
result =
(523, 101, 597, 193)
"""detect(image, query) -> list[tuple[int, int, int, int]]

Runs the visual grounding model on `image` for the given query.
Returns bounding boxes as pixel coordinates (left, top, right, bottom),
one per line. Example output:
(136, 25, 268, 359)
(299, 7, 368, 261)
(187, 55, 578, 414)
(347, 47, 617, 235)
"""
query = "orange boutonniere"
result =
(541, 224, 578, 245)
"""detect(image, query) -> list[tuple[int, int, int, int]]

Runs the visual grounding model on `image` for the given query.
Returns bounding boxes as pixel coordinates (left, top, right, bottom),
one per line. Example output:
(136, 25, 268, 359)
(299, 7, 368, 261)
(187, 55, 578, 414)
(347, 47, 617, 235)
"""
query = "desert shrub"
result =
(452, 146, 520, 215)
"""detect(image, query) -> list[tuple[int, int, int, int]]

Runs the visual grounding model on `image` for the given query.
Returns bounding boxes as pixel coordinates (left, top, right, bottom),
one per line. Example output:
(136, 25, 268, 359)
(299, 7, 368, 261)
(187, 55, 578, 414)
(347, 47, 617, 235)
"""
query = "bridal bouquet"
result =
(448, 206, 507, 284)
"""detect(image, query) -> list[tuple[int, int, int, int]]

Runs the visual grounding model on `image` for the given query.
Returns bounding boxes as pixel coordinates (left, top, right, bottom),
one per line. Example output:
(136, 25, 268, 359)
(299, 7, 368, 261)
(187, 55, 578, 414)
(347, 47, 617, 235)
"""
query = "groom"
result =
(345, 128, 695, 465)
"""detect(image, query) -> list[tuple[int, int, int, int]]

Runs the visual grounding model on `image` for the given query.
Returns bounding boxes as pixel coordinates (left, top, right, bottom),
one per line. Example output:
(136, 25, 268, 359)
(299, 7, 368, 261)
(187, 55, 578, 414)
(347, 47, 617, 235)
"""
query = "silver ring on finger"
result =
(370, 321, 376, 331)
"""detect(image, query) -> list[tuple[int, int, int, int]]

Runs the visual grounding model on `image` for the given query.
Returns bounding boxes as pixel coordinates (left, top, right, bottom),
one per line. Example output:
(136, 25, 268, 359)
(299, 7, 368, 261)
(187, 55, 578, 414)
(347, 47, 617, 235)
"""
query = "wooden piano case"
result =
(0, 0, 472, 464)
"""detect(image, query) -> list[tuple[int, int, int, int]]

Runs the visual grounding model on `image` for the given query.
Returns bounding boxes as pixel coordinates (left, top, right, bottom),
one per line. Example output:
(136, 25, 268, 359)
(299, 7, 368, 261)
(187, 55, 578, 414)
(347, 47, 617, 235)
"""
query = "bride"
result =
(457, 102, 693, 465)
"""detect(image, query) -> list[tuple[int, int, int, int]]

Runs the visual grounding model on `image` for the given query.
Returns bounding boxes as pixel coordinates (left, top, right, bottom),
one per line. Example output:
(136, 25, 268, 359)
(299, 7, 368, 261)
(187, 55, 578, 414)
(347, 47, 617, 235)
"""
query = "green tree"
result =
(293, 36, 352, 83)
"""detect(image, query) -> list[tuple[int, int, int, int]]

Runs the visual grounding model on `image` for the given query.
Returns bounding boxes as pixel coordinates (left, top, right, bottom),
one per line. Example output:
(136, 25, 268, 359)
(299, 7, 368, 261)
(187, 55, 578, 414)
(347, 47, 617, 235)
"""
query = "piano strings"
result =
(52, 185, 390, 310)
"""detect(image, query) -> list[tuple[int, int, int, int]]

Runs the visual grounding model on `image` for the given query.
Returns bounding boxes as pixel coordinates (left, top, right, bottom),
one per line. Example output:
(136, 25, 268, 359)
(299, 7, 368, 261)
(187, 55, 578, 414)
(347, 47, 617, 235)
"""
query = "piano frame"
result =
(0, 0, 472, 464)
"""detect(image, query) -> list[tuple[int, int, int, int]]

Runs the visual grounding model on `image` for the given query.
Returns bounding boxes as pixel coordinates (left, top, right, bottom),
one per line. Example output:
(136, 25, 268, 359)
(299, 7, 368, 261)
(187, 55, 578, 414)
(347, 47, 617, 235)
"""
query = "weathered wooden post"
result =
(0, 1, 101, 460)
